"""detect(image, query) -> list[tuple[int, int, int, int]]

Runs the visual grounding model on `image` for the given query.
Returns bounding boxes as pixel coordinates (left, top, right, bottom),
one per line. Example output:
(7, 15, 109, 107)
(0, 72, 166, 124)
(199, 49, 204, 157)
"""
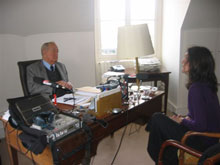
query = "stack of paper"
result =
(138, 56, 161, 72)
(75, 86, 101, 97)
(102, 71, 125, 83)
(54, 87, 101, 108)
(55, 94, 91, 107)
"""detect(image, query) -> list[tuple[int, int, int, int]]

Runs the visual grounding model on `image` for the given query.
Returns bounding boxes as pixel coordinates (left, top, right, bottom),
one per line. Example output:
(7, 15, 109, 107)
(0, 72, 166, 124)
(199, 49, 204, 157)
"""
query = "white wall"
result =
(182, 0, 220, 30)
(0, 0, 96, 134)
(0, 36, 3, 138)
(179, 0, 220, 114)
(162, 0, 190, 113)
(0, 2, 3, 112)
(0, 35, 25, 108)
(0, 2, 3, 33)
(0, 34, 26, 138)
(0, 35, 3, 113)
(1, 0, 94, 35)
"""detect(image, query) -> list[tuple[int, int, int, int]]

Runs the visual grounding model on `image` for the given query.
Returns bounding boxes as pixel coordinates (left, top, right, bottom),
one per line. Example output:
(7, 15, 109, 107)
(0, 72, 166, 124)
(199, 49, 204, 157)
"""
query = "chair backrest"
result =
(17, 59, 41, 96)
(158, 131, 220, 165)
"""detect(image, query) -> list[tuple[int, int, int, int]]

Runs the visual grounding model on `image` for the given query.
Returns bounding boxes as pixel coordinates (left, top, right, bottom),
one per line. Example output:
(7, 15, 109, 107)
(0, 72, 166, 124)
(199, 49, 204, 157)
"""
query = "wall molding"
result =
(167, 99, 188, 115)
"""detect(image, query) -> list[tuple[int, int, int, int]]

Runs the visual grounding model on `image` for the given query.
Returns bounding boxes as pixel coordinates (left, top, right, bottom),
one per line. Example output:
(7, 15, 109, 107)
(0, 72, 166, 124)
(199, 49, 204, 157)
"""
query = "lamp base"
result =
(135, 57, 140, 91)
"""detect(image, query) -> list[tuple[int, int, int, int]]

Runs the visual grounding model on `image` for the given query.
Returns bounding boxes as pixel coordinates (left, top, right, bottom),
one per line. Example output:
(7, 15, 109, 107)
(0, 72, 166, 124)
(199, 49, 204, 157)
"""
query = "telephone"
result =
(96, 79, 119, 91)
(110, 65, 125, 72)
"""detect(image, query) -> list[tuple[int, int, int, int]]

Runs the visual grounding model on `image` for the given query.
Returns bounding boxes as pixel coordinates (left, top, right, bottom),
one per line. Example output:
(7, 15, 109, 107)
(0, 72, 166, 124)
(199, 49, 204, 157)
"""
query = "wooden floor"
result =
(0, 123, 154, 165)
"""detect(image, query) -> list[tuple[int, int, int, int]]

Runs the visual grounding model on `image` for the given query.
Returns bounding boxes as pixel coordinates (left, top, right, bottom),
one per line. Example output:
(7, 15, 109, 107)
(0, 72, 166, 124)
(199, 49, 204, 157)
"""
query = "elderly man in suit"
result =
(27, 41, 73, 97)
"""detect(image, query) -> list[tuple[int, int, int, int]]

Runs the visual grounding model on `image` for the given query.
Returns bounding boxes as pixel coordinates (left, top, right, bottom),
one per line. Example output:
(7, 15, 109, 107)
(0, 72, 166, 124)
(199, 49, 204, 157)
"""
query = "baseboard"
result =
(167, 100, 188, 116)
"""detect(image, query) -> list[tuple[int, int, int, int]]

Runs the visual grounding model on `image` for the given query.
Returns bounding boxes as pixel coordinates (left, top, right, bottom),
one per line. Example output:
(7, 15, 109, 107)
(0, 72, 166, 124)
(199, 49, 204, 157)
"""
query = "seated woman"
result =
(146, 46, 220, 165)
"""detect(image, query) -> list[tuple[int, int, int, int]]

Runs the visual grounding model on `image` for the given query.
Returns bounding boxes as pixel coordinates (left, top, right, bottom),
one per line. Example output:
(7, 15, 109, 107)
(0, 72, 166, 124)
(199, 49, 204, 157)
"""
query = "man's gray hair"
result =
(41, 41, 56, 55)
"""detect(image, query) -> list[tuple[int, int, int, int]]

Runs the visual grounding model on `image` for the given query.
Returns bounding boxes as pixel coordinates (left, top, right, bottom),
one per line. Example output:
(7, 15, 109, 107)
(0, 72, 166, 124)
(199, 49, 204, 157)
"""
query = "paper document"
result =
(2, 110, 10, 121)
(75, 91, 98, 97)
(76, 86, 101, 94)
(75, 86, 100, 97)
(102, 71, 125, 78)
(54, 94, 92, 107)
(138, 57, 161, 71)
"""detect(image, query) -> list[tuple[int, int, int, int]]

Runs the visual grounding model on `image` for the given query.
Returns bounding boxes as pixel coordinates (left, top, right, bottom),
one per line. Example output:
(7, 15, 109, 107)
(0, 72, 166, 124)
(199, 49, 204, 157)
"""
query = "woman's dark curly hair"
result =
(186, 46, 218, 92)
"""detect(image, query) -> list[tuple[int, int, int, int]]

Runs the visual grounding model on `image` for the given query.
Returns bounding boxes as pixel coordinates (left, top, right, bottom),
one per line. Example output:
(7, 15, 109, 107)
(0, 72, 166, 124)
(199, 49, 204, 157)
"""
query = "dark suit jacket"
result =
(26, 60, 69, 97)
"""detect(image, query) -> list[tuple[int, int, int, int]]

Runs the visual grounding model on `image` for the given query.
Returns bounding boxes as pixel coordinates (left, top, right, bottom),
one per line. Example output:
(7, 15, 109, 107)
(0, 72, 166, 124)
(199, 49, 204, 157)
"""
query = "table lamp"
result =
(117, 24, 154, 89)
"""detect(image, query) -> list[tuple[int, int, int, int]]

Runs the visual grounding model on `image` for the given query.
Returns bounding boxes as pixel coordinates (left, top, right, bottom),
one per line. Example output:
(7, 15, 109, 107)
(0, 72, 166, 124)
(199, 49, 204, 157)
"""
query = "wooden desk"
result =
(1, 91, 164, 165)
(125, 68, 171, 114)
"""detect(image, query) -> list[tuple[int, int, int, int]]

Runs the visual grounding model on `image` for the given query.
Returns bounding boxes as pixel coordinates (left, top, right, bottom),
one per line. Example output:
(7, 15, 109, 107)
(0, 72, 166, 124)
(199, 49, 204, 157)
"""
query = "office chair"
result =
(17, 59, 41, 96)
(158, 131, 220, 165)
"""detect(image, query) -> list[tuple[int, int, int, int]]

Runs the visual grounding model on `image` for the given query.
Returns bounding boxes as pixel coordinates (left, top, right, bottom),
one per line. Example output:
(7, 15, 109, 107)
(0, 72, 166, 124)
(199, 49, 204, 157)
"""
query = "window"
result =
(95, 0, 162, 60)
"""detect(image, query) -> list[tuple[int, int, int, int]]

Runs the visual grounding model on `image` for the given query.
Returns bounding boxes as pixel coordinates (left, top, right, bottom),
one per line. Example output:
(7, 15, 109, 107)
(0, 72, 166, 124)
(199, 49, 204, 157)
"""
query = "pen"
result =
(63, 97, 74, 102)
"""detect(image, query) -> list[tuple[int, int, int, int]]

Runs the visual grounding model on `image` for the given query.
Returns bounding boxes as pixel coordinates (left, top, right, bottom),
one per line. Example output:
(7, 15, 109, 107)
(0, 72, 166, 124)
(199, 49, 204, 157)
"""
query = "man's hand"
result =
(56, 80, 73, 90)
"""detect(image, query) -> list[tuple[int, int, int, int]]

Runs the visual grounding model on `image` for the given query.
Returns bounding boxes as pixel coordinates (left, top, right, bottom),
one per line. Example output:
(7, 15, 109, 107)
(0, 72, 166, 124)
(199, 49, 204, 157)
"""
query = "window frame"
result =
(94, 0, 163, 62)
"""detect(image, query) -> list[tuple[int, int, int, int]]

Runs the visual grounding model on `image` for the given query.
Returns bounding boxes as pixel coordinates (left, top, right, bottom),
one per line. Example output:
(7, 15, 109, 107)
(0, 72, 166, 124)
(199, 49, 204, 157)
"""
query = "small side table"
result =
(124, 68, 171, 114)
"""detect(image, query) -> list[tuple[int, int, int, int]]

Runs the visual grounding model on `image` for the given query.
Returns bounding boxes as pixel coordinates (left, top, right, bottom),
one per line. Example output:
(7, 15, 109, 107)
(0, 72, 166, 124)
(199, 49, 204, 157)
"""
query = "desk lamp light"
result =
(117, 24, 154, 90)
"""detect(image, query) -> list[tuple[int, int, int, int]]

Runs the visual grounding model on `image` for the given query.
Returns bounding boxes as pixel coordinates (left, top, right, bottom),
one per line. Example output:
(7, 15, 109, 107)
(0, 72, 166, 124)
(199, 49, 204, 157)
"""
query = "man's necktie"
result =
(50, 65, 54, 72)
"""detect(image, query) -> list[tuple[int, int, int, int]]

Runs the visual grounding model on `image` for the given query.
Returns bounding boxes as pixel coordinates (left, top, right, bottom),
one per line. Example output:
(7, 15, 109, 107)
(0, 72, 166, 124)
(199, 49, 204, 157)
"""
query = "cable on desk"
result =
(15, 129, 32, 156)
(30, 151, 36, 165)
(18, 130, 37, 165)
(23, 148, 30, 156)
(4, 120, 33, 164)
(15, 128, 33, 160)
(8, 128, 16, 134)
(4, 121, 10, 144)
(4, 121, 15, 146)
(4, 117, 21, 146)
(7, 123, 16, 134)
(4, 118, 39, 165)
(16, 129, 23, 153)
(15, 127, 37, 165)
(4, 121, 15, 134)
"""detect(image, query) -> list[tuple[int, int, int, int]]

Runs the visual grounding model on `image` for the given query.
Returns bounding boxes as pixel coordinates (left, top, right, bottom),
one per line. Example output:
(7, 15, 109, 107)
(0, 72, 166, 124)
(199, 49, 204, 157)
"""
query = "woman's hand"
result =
(184, 116, 191, 120)
(170, 115, 184, 124)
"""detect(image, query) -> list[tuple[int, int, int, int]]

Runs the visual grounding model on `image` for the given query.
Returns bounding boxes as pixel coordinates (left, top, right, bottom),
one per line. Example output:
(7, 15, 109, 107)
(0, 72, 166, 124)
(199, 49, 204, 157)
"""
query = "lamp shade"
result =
(117, 24, 154, 60)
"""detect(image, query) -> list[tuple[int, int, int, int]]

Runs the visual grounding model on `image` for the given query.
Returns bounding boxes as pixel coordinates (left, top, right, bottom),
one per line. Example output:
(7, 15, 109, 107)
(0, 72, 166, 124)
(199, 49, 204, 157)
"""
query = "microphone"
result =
(33, 77, 73, 92)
